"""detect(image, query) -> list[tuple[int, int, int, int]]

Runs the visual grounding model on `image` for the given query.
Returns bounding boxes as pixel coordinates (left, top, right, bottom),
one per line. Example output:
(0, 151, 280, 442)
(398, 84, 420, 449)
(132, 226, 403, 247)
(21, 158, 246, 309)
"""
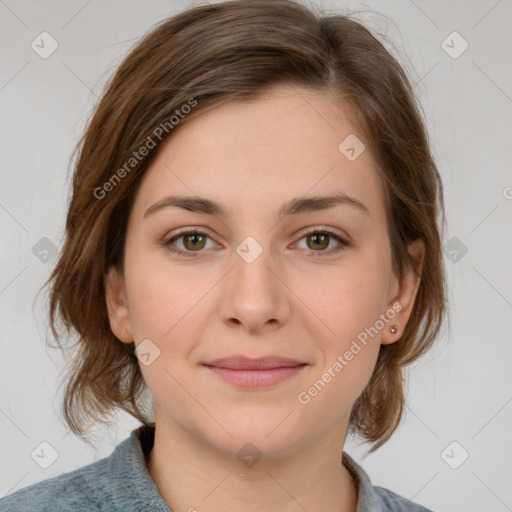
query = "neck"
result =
(147, 416, 358, 512)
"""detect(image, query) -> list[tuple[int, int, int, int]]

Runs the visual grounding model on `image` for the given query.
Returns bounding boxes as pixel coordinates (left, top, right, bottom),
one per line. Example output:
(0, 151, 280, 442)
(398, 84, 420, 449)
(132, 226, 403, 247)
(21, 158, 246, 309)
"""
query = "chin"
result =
(201, 409, 309, 460)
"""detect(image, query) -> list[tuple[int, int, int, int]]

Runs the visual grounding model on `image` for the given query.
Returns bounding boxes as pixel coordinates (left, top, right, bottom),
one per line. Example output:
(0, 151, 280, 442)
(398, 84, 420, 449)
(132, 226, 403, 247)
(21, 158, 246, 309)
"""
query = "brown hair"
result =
(43, 0, 448, 452)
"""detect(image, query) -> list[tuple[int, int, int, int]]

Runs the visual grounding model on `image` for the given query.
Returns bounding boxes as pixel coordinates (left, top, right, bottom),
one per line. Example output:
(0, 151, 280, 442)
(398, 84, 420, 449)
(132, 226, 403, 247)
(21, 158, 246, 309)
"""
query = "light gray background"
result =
(1, 0, 511, 510)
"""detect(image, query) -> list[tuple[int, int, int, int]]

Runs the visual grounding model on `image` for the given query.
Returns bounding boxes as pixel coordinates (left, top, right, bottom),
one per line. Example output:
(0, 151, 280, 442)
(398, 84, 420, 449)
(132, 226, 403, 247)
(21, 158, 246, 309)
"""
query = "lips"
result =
(203, 356, 305, 370)
(202, 356, 307, 389)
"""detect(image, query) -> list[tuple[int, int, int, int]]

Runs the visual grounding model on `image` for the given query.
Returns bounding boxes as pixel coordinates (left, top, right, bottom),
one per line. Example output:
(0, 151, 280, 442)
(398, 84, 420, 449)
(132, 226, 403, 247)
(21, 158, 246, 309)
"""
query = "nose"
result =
(218, 241, 291, 334)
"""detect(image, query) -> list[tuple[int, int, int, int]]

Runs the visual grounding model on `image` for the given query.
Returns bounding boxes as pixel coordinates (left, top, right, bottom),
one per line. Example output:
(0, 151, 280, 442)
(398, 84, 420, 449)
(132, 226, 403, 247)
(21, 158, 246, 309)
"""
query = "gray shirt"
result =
(0, 426, 433, 511)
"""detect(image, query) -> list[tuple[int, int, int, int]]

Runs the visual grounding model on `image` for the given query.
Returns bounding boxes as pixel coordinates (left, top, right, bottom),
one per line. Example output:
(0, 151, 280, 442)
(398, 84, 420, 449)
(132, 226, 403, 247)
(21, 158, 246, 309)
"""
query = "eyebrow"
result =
(143, 192, 369, 220)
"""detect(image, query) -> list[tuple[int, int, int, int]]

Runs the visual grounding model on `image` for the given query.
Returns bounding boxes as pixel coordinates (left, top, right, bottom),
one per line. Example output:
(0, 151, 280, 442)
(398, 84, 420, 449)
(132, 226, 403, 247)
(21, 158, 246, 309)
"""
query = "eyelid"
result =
(164, 226, 220, 252)
(298, 225, 349, 240)
(164, 225, 350, 257)
(292, 226, 350, 255)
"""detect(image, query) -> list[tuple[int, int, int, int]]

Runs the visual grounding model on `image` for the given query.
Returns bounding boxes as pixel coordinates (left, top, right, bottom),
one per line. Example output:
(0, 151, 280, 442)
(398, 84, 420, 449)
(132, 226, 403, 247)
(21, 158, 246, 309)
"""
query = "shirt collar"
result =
(110, 425, 384, 512)
(342, 451, 387, 512)
(108, 425, 171, 511)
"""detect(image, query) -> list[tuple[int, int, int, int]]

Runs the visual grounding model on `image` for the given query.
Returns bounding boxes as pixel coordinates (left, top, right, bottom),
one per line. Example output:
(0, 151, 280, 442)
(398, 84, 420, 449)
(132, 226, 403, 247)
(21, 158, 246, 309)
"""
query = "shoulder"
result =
(0, 428, 168, 512)
(342, 451, 434, 512)
(0, 451, 117, 512)
(373, 486, 434, 512)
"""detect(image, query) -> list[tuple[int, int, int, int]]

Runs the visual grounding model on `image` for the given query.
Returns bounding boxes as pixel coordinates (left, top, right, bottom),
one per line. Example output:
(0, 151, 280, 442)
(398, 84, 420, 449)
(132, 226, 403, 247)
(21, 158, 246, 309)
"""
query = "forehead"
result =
(132, 84, 386, 222)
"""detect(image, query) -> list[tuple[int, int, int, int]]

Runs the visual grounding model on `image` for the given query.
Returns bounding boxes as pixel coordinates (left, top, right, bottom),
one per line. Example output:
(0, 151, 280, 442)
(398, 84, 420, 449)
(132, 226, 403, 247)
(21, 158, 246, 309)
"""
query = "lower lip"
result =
(205, 365, 306, 389)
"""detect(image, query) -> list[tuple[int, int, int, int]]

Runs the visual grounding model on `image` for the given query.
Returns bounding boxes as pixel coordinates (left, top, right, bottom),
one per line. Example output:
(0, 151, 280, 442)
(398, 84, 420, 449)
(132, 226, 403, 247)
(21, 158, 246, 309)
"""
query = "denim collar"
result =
(108, 425, 386, 512)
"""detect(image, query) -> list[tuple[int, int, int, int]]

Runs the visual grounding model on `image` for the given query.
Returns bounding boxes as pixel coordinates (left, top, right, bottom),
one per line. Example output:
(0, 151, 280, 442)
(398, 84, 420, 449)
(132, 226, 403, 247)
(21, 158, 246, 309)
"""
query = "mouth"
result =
(202, 356, 307, 389)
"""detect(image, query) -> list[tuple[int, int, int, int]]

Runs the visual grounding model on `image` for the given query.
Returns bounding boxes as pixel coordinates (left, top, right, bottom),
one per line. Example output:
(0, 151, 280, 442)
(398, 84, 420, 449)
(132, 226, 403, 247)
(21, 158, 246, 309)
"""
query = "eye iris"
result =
(183, 233, 206, 251)
(176, 231, 337, 252)
(307, 233, 329, 250)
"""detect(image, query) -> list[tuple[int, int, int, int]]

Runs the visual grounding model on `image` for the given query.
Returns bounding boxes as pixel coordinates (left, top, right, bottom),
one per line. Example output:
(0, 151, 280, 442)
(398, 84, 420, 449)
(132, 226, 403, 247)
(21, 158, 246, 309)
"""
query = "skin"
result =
(105, 83, 424, 512)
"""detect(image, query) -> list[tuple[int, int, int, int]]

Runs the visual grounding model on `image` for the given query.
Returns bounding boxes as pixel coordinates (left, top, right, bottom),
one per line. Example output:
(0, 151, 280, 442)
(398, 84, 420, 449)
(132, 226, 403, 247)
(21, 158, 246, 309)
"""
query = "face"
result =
(105, 83, 424, 458)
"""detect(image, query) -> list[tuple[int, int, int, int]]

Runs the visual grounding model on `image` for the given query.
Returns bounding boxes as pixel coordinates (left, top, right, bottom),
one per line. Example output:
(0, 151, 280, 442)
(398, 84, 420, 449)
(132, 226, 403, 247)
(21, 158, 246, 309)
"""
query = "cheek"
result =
(293, 304, 380, 437)
(128, 262, 208, 414)
(296, 257, 391, 344)
(293, 255, 389, 399)
(125, 248, 212, 342)
(125, 253, 216, 400)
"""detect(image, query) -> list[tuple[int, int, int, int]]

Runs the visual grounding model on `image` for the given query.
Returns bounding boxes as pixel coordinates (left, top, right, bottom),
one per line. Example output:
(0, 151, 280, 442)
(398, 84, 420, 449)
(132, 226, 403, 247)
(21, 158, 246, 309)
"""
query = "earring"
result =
(389, 325, 399, 334)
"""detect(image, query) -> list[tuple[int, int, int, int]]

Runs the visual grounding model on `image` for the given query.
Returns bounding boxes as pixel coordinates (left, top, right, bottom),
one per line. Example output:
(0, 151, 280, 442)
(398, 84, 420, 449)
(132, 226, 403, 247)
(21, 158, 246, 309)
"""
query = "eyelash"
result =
(164, 227, 349, 258)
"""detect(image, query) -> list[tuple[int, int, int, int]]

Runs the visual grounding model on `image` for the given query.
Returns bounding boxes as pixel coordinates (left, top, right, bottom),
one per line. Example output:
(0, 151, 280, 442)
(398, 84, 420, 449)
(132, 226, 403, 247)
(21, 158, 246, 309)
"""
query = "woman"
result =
(1, 0, 446, 510)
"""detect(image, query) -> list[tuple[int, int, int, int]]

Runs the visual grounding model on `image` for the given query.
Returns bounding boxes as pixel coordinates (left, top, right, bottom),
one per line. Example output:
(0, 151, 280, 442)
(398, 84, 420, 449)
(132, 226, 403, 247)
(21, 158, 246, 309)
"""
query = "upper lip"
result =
(203, 356, 306, 370)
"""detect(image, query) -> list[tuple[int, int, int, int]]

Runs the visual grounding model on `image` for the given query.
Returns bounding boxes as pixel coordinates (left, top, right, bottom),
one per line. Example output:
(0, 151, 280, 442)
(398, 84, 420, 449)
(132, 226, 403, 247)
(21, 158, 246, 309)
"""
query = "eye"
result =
(164, 226, 349, 258)
(294, 227, 349, 256)
(164, 228, 217, 257)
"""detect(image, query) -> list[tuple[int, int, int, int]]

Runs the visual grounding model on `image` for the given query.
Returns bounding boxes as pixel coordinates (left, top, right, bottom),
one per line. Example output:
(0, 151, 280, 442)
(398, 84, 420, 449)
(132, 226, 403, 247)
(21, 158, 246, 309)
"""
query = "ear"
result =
(104, 265, 133, 344)
(381, 238, 425, 345)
